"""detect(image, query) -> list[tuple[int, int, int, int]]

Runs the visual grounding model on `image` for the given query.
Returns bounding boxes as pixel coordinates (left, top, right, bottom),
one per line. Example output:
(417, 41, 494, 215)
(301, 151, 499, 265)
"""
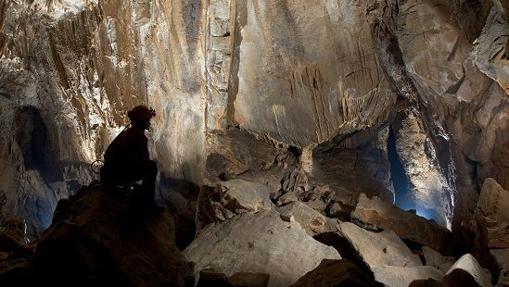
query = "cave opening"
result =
(387, 128, 414, 211)
(14, 106, 63, 183)
(387, 128, 449, 225)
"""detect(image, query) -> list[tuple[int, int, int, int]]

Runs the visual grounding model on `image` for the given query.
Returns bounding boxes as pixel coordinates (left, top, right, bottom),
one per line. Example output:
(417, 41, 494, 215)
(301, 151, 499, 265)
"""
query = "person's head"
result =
(127, 105, 156, 130)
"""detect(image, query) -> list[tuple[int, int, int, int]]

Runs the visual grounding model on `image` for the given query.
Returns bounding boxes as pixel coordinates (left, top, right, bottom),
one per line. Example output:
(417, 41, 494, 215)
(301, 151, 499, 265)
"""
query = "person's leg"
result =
(141, 160, 158, 206)
(100, 164, 118, 191)
(101, 163, 132, 191)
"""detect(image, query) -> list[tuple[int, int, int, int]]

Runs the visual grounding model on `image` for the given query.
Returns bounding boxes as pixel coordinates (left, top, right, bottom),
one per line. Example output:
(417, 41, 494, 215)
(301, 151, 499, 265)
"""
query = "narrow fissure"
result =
(387, 128, 413, 211)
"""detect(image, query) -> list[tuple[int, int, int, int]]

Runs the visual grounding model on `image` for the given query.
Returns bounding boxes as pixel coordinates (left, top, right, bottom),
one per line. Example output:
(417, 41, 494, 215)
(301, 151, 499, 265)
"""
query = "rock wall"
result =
(0, 0, 508, 234)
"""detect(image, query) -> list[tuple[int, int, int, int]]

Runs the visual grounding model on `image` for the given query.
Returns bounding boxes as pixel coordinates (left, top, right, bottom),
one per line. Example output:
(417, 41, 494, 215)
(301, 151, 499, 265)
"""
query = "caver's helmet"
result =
(127, 105, 156, 129)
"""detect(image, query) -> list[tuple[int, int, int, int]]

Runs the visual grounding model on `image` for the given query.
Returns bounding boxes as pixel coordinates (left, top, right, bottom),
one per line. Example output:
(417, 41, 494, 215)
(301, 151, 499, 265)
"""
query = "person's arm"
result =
(131, 134, 150, 164)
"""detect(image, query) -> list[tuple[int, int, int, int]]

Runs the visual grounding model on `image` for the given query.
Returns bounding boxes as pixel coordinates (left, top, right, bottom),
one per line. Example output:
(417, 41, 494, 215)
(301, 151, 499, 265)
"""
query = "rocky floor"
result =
(0, 177, 507, 287)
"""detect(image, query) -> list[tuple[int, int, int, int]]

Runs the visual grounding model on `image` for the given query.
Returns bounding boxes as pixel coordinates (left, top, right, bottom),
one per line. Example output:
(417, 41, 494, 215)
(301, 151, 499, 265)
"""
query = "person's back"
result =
(100, 105, 160, 212)
(103, 127, 149, 173)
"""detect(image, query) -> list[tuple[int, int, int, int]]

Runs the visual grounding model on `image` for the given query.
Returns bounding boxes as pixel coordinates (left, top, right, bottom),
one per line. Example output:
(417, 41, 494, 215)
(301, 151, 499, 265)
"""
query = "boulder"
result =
(442, 254, 492, 287)
(289, 259, 384, 287)
(408, 278, 448, 287)
(476, 178, 509, 248)
(197, 179, 274, 228)
(0, 258, 33, 285)
(196, 270, 233, 287)
(228, 272, 270, 287)
(422, 246, 455, 273)
(338, 222, 422, 269)
(9, 182, 195, 287)
(0, 218, 32, 260)
(498, 269, 509, 287)
(490, 247, 509, 286)
(372, 266, 443, 287)
(351, 193, 452, 253)
(331, 222, 444, 287)
(491, 249, 509, 286)
(490, 248, 509, 270)
(196, 270, 269, 287)
(218, 179, 274, 211)
(184, 210, 341, 287)
(277, 201, 338, 236)
(158, 176, 201, 249)
(0, 219, 27, 250)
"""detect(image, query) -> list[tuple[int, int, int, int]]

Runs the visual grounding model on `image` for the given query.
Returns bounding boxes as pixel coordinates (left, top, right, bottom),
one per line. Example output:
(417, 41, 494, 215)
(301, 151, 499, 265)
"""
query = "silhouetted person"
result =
(100, 105, 160, 212)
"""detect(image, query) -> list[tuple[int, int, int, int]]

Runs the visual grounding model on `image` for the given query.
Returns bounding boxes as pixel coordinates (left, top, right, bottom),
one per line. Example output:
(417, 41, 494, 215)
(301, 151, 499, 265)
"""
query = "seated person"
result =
(100, 105, 159, 211)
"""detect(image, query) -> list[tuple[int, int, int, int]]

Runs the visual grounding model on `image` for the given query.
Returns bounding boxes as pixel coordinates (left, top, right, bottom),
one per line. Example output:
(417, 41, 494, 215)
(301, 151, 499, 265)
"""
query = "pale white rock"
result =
(338, 222, 422, 269)
(422, 246, 454, 273)
(277, 201, 338, 236)
(219, 179, 274, 212)
(184, 210, 341, 287)
(476, 178, 509, 248)
(443, 254, 492, 287)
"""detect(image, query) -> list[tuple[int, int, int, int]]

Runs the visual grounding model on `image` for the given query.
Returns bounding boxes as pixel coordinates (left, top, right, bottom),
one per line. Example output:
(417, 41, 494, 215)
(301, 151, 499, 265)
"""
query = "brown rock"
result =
(442, 254, 492, 287)
(422, 246, 455, 273)
(289, 259, 384, 287)
(197, 179, 274, 228)
(277, 201, 338, 236)
(497, 269, 509, 287)
(490, 248, 509, 270)
(473, 6, 509, 96)
(229, 272, 270, 287)
(488, 249, 509, 286)
(185, 210, 341, 287)
(351, 193, 452, 253)
(373, 266, 444, 287)
(197, 270, 234, 287)
(476, 178, 509, 248)
(408, 278, 447, 287)
(196, 270, 269, 287)
(31, 183, 194, 287)
(338, 222, 422, 269)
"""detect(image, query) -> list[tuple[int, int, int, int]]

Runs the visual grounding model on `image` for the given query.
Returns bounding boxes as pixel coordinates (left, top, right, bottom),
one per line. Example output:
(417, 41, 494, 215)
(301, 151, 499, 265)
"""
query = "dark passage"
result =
(388, 128, 414, 211)
(14, 106, 63, 183)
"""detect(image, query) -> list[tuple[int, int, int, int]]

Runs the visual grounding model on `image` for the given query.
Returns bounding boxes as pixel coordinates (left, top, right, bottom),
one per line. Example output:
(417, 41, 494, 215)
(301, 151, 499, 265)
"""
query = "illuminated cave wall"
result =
(0, 0, 508, 233)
